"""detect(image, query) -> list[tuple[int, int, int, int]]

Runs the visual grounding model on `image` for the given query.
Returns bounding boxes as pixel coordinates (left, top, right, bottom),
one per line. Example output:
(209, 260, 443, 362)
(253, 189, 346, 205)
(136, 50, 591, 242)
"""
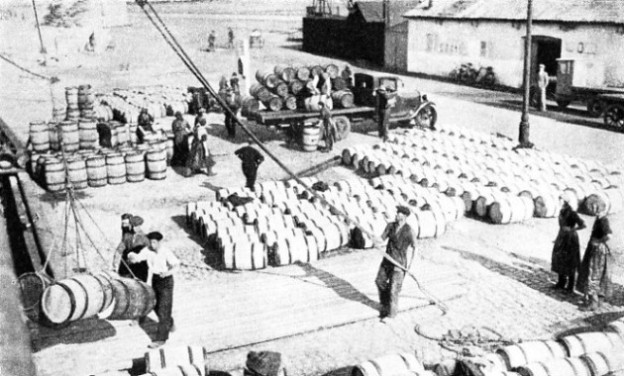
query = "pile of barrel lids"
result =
(28, 84, 192, 192)
(241, 63, 355, 117)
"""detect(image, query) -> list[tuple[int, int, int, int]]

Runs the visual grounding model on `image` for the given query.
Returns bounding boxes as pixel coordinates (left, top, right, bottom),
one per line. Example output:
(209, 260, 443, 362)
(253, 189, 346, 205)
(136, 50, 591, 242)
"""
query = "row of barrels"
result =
(19, 272, 155, 326)
(257, 63, 350, 89)
(29, 119, 99, 153)
(64, 85, 97, 121)
(30, 145, 169, 191)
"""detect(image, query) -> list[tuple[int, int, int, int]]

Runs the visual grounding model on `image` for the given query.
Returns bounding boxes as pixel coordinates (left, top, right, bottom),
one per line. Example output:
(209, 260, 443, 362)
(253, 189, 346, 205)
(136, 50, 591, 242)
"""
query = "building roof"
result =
(403, 0, 624, 25)
(351, 1, 422, 26)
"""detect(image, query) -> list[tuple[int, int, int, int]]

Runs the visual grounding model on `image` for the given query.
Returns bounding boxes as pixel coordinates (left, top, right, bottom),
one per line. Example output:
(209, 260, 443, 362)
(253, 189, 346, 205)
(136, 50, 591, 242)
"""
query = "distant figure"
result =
(227, 27, 235, 49)
(318, 101, 336, 152)
(537, 64, 549, 111)
(224, 88, 241, 139)
(577, 208, 613, 311)
(186, 118, 216, 176)
(137, 108, 155, 144)
(320, 72, 332, 96)
(113, 214, 149, 282)
(551, 196, 585, 293)
(219, 75, 230, 92)
(171, 111, 191, 166)
(230, 72, 240, 93)
(341, 65, 353, 87)
(235, 143, 264, 191)
(306, 72, 320, 96)
(194, 107, 208, 127)
(376, 86, 393, 142)
(376, 205, 416, 322)
(85, 32, 96, 52)
(208, 30, 216, 51)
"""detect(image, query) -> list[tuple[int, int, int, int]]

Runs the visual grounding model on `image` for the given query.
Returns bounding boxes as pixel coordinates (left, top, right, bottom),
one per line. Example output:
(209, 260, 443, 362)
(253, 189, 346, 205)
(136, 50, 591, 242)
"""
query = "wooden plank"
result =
(8, 175, 44, 273)
(254, 107, 374, 124)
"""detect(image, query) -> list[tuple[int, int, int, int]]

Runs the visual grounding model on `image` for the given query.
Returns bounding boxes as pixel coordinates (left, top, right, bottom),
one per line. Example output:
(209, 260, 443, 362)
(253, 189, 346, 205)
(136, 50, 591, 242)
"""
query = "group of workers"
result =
(207, 28, 236, 51)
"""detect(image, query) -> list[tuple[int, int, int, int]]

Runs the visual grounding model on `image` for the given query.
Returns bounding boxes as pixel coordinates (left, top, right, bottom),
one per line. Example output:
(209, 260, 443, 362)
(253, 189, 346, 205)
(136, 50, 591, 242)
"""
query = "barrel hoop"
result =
(91, 274, 110, 313)
(70, 277, 90, 320)
(159, 347, 167, 369)
(53, 281, 77, 324)
(116, 279, 131, 318)
(188, 346, 194, 366)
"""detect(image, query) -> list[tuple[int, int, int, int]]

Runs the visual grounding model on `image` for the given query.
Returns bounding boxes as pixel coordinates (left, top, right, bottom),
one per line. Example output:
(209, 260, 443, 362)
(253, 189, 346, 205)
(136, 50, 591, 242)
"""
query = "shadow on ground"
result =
(32, 317, 117, 351)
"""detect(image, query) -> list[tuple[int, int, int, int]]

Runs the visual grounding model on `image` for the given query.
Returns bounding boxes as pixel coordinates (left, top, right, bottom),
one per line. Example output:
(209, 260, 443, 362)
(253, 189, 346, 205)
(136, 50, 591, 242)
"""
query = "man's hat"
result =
(129, 216, 144, 227)
(246, 351, 282, 376)
(396, 205, 411, 216)
(147, 231, 163, 241)
(198, 108, 206, 114)
(121, 213, 133, 220)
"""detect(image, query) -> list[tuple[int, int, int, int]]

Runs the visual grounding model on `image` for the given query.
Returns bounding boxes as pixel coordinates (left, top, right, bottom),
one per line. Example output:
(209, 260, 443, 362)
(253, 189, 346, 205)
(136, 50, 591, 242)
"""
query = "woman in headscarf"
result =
(185, 118, 216, 176)
(170, 111, 191, 166)
(137, 108, 155, 144)
(577, 206, 613, 311)
(551, 196, 585, 293)
(194, 107, 208, 127)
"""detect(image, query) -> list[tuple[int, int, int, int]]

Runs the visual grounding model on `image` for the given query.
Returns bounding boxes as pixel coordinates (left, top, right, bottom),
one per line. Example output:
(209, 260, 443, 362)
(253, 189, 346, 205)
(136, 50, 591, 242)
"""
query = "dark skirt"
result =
(577, 241, 611, 297)
(551, 228, 581, 275)
(186, 138, 215, 171)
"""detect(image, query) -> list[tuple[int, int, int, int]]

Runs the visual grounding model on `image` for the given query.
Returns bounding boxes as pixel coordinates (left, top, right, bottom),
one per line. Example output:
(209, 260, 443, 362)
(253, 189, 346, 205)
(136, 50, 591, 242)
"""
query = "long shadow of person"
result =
(296, 262, 380, 311)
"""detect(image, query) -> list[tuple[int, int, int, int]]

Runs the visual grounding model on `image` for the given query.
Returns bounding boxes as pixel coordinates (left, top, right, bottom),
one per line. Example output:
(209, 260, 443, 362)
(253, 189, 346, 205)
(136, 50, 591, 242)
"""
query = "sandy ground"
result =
(2, 3, 624, 376)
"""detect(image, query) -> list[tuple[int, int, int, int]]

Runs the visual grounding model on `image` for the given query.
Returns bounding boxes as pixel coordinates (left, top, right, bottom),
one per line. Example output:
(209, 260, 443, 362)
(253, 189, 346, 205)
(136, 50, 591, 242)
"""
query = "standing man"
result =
(228, 27, 235, 49)
(137, 108, 156, 144)
(551, 197, 585, 293)
(235, 143, 264, 191)
(230, 72, 240, 93)
(319, 101, 336, 152)
(113, 214, 150, 282)
(224, 88, 241, 139)
(128, 231, 180, 349)
(171, 111, 191, 166)
(537, 64, 550, 112)
(375, 205, 416, 322)
(208, 30, 216, 51)
(376, 86, 392, 142)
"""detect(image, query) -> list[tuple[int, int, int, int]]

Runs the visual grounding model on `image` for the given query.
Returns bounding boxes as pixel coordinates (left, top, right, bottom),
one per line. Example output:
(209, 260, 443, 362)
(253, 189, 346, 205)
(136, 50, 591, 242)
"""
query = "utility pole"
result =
(518, 0, 533, 148)
(31, 0, 47, 54)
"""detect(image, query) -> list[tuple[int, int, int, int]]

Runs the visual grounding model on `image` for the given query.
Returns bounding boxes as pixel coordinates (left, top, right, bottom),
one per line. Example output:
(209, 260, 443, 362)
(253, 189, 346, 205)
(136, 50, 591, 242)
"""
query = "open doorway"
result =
(529, 35, 562, 103)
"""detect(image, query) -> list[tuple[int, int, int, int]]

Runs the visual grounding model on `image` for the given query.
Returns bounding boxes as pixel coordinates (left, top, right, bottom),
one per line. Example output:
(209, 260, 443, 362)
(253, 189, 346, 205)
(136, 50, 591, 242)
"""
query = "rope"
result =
(414, 324, 514, 355)
(0, 53, 57, 82)
(135, 0, 448, 314)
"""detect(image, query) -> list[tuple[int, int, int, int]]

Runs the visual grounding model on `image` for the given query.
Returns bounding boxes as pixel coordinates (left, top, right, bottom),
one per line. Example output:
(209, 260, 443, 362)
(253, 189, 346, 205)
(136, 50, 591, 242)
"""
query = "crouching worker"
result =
(128, 231, 180, 349)
(244, 351, 287, 376)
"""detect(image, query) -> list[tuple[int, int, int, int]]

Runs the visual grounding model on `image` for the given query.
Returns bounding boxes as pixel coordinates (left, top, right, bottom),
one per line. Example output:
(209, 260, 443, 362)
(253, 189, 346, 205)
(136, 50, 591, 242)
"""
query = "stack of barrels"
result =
(143, 346, 207, 376)
(38, 273, 155, 326)
(341, 125, 622, 225)
(242, 63, 355, 117)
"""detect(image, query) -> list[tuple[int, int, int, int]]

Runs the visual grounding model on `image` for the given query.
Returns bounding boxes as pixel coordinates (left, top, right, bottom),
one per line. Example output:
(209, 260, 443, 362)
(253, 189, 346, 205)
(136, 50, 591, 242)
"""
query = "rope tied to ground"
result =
(0, 53, 59, 83)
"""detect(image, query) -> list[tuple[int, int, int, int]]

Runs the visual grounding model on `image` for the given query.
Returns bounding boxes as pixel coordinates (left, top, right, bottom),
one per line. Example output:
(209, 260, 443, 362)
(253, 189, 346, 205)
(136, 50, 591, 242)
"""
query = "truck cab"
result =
(351, 73, 437, 129)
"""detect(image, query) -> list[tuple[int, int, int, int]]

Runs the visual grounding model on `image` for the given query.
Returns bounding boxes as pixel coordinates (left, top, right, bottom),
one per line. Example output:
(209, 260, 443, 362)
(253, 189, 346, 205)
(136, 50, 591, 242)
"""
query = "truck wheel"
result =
(587, 99, 604, 118)
(604, 104, 624, 130)
(415, 104, 437, 130)
(556, 100, 571, 109)
(334, 116, 351, 141)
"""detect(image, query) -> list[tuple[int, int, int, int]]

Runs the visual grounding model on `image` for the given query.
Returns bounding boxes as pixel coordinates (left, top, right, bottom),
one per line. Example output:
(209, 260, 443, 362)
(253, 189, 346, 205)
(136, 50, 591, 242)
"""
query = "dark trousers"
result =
(375, 262, 405, 318)
(225, 113, 236, 138)
(378, 110, 390, 139)
(152, 275, 174, 342)
(243, 164, 258, 191)
(556, 273, 575, 290)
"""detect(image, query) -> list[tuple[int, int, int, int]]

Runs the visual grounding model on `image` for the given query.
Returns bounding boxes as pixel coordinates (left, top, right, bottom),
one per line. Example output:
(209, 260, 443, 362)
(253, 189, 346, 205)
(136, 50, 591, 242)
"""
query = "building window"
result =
(426, 33, 437, 52)
(480, 41, 488, 57)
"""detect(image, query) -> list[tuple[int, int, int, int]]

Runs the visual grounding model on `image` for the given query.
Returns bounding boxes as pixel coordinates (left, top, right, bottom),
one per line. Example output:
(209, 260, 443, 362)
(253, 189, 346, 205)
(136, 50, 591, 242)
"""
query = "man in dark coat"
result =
(224, 88, 241, 139)
(235, 143, 264, 191)
(376, 205, 416, 322)
(319, 101, 336, 152)
(113, 214, 150, 282)
(170, 111, 191, 166)
(551, 197, 585, 293)
(137, 108, 155, 144)
(376, 86, 392, 142)
(208, 30, 216, 51)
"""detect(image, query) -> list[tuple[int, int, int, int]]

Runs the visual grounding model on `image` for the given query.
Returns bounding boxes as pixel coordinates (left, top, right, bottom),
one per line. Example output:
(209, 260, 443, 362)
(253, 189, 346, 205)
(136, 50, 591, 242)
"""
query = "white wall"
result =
(406, 19, 624, 88)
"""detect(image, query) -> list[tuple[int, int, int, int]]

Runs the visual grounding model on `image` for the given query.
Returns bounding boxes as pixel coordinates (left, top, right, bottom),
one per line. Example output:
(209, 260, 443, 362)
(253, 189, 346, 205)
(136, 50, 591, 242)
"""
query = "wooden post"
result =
(31, 0, 47, 55)
(518, 0, 533, 148)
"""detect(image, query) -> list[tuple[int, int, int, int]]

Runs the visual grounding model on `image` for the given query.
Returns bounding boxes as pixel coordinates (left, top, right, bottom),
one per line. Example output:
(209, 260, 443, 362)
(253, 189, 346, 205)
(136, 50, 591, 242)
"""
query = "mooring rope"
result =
(0, 53, 58, 82)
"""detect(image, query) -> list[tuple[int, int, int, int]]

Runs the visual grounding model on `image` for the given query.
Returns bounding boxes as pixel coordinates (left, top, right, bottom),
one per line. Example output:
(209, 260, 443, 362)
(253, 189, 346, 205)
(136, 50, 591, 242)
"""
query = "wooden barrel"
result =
(78, 85, 93, 108)
(581, 351, 624, 376)
(304, 95, 333, 112)
(241, 96, 260, 117)
(106, 153, 127, 185)
(146, 345, 206, 374)
(261, 95, 283, 112)
(52, 106, 66, 122)
(341, 148, 355, 165)
(289, 79, 305, 95)
(59, 121, 79, 152)
(274, 64, 296, 83)
(165, 139, 174, 165)
(309, 65, 324, 77)
(65, 87, 79, 109)
(48, 122, 60, 151)
(141, 364, 204, 376)
(283, 95, 297, 111)
(533, 189, 560, 218)
(249, 83, 272, 102)
(352, 353, 425, 376)
(302, 127, 320, 152)
(45, 158, 66, 192)
(66, 108, 81, 121)
(66, 157, 88, 190)
(114, 123, 130, 146)
(496, 341, 568, 369)
(559, 331, 624, 357)
(78, 118, 98, 150)
(515, 357, 592, 376)
(92, 273, 114, 316)
(41, 274, 108, 325)
(29, 121, 50, 152)
(255, 70, 280, 89)
(107, 277, 156, 320)
(295, 66, 310, 81)
(270, 80, 290, 98)
(86, 155, 107, 187)
(584, 189, 624, 215)
(331, 90, 355, 109)
(146, 149, 167, 180)
(18, 272, 53, 322)
(489, 195, 532, 224)
(608, 317, 624, 339)
(324, 63, 340, 79)
(332, 77, 347, 91)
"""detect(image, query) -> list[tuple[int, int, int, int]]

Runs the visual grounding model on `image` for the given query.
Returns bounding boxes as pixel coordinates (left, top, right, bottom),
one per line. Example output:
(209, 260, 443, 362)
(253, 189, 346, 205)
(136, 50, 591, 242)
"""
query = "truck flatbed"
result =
(250, 106, 375, 126)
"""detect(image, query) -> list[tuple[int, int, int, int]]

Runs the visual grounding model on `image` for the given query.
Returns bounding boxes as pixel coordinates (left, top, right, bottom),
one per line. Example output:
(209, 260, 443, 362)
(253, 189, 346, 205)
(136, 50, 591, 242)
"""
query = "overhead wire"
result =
(134, 0, 448, 314)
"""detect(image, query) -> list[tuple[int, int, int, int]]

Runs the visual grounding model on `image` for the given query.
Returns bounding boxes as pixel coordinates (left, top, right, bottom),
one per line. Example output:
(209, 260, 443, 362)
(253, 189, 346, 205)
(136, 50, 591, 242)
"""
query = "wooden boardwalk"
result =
(30, 251, 466, 376)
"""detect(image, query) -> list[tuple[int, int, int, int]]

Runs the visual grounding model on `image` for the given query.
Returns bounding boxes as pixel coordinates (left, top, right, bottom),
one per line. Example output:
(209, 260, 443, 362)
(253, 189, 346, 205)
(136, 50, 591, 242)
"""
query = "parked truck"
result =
(244, 72, 437, 141)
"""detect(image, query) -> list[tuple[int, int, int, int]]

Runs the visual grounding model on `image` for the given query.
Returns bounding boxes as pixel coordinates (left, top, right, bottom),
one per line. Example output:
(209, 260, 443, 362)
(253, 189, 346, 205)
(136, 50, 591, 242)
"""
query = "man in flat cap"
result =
(113, 214, 150, 282)
(129, 231, 180, 348)
(375, 205, 416, 322)
(235, 142, 265, 191)
(244, 351, 287, 376)
(376, 85, 393, 142)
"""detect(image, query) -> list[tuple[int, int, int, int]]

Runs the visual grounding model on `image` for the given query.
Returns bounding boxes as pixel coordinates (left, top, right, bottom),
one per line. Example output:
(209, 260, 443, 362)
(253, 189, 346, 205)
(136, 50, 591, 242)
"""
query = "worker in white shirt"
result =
(128, 231, 180, 349)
